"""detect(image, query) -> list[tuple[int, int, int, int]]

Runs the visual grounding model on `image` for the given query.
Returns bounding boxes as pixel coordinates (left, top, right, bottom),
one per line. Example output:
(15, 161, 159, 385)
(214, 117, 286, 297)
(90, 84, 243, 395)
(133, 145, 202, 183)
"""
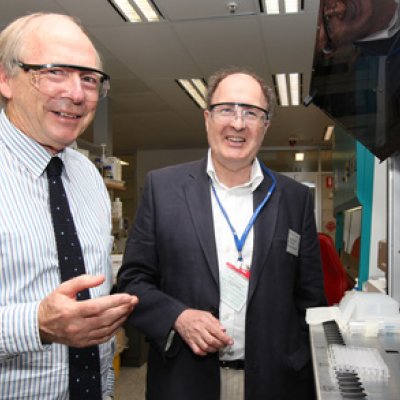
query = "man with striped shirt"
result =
(0, 13, 137, 399)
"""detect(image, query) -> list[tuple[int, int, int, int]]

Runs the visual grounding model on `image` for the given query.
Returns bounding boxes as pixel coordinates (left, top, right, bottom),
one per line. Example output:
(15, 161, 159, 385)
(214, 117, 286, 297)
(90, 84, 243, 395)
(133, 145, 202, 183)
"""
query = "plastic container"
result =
(106, 156, 122, 181)
(103, 165, 113, 179)
(112, 198, 123, 219)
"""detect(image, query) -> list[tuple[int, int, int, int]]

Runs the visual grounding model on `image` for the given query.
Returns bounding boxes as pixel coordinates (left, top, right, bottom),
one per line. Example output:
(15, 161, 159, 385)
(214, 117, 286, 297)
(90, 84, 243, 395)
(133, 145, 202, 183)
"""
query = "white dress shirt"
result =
(0, 109, 114, 399)
(207, 150, 264, 361)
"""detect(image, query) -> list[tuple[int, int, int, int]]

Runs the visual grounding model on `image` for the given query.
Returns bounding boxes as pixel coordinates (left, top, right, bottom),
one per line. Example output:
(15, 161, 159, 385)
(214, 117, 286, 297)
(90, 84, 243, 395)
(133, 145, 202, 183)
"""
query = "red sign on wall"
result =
(325, 175, 333, 189)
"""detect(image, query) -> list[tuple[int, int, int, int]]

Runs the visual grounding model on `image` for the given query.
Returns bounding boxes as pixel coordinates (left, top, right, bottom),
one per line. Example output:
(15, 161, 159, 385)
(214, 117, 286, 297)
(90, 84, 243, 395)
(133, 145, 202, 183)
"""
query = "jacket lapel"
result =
(183, 158, 220, 287)
(182, 159, 280, 295)
(248, 170, 280, 302)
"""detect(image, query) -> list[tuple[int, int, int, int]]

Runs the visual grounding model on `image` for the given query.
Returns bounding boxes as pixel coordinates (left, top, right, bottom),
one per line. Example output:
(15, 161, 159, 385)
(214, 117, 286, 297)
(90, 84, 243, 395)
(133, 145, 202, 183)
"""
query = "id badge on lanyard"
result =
(212, 163, 277, 310)
(220, 262, 249, 312)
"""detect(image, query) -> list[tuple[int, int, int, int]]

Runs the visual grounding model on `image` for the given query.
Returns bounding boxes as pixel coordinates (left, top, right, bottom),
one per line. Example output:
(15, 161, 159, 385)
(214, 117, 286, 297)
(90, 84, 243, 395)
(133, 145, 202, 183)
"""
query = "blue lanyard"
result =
(211, 163, 276, 262)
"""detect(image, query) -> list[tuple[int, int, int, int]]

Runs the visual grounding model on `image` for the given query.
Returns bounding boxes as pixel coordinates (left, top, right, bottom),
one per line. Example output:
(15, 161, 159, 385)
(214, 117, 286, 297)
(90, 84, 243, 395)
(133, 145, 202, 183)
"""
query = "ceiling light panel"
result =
(109, 0, 161, 23)
(289, 73, 300, 106)
(273, 73, 302, 107)
(324, 126, 334, 141)
(275, 73, 289, 106)
(284, 0, 300, 13)
(191, 79, 207, 99)
(263, 0, 303, 14)
(264, 0, 280, 15)
(110, 0, 141, 22)
(177, 79, 207, 109)
(135, 0, 160, 21)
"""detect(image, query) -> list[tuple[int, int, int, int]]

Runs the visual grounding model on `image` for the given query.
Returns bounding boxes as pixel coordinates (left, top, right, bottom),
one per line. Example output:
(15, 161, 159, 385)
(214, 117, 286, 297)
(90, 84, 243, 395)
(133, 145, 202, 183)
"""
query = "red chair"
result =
(318, 233, 353, 306)
(350, 236, 361, 260)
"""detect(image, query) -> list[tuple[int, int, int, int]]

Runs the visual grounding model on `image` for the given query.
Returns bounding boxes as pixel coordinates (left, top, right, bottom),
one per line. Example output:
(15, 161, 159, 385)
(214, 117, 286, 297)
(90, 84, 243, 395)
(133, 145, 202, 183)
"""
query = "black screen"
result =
(309, 0, 400, 161)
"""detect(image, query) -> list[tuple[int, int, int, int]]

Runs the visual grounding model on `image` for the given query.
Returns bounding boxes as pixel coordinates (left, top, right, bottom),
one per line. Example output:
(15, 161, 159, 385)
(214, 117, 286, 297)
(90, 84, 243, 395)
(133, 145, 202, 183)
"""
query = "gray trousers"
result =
(220, 368, 244, 400)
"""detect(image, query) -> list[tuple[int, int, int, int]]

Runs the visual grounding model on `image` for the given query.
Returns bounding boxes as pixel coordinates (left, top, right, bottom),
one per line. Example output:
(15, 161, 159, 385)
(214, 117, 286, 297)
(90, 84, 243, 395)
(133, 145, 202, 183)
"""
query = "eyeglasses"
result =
(15, 61, 110, 101)
(209, 102, 269, 126)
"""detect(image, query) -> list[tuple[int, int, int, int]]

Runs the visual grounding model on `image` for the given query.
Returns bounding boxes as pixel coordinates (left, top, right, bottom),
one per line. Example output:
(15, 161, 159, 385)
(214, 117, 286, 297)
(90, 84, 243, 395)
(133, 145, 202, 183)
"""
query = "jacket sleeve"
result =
(296, 188, 327, 314)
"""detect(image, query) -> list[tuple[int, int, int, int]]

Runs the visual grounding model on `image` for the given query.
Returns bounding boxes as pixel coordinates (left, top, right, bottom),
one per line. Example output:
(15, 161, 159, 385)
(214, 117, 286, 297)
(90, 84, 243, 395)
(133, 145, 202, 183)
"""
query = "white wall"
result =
(369, 158, 387, 278)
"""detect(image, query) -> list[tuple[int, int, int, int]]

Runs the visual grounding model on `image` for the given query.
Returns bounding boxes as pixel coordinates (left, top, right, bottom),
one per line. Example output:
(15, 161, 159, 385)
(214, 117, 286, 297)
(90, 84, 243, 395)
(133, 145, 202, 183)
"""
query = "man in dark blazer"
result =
(117, 67, 327, 400)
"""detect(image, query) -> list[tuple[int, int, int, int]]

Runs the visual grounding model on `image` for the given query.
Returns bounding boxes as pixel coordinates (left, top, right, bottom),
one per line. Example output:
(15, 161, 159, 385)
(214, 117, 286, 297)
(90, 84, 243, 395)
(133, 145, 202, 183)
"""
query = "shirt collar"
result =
(0, 108, 68, 179)
(357, 3, 400, 41)
(206, 148, 264, 192)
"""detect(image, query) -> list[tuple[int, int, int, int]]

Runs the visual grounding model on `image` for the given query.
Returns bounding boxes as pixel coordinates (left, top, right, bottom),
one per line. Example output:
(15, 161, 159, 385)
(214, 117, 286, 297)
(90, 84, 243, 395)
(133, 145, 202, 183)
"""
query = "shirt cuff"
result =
(0, 302, 43, 360)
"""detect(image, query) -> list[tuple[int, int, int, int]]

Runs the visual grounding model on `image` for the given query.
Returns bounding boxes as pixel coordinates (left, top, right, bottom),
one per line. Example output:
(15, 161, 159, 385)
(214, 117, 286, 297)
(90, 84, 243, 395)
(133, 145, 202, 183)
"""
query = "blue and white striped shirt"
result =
(0, 109, 114, 399)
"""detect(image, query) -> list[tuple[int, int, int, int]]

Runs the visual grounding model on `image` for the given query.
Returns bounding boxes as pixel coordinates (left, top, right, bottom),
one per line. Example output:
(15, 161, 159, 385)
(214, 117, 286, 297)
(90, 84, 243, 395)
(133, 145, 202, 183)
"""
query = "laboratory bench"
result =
(310, 322, 400, 399)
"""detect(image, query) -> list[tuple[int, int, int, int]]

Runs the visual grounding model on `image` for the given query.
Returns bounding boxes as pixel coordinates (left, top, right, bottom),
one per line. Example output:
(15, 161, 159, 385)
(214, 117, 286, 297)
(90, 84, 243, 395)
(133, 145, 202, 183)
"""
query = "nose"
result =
(63, 73, 86, 103)
(230, 110, 246, 130)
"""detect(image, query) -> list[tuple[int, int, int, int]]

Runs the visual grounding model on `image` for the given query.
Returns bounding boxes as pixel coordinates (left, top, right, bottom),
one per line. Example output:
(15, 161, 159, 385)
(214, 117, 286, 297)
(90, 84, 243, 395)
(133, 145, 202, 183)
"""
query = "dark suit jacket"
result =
(117, 157, 327, 400)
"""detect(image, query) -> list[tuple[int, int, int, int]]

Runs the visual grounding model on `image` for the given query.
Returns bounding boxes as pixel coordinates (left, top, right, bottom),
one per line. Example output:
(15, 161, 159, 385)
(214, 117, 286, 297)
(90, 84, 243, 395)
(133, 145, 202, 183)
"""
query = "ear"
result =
(204, 109, 210, 132)
(263, 120, 270, 134)
(0, 65, 13, 100)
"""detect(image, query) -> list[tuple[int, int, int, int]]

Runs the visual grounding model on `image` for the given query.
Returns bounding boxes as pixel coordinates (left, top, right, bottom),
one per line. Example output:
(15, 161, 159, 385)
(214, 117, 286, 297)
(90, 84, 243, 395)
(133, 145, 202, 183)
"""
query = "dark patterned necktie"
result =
(46, 157, 102, 399)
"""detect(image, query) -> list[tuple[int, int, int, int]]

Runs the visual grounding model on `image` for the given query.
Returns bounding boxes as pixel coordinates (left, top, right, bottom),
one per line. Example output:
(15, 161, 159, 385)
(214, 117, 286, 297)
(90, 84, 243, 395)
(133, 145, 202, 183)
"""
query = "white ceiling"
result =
(0, 0, 334, 171)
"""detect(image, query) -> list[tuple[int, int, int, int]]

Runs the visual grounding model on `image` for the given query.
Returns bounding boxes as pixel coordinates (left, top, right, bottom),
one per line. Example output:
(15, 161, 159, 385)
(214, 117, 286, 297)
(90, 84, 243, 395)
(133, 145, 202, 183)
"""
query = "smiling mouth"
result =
(227, 136, 245, 143)
(53, 111, 82, 119)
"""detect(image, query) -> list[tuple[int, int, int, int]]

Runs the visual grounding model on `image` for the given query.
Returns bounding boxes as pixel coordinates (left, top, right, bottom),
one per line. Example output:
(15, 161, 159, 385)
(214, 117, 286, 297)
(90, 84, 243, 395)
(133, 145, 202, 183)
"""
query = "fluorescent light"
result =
(177, 79, 207, 109)
(295, 152, 304, 161)
(191, 79, 207, 99)
(275, 74, 289, 106)
(120, 160, 130, 166)
(111, 0, 141, 22)
(264, 0, 301, 14)
(264, 0, 280, 14)
(284, 0, 299, 13)
(135, 0, 160, 22)
(274, 73, 301, 106)
(289, 73, 300, 106)
(109, 0, 161, 22)
(324, 126, 334, 141)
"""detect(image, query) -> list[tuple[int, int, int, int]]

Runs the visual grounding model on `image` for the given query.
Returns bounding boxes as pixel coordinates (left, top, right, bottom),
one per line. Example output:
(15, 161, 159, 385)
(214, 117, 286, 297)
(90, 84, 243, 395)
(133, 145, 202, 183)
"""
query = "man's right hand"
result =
(174, 309, 233, 356)
(38, 274, 138, 348)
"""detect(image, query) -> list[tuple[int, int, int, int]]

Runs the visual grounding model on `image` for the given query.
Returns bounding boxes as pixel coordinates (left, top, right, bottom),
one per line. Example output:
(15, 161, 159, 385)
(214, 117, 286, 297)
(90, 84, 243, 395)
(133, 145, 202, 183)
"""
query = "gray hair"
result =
(0, 12, 102, 103)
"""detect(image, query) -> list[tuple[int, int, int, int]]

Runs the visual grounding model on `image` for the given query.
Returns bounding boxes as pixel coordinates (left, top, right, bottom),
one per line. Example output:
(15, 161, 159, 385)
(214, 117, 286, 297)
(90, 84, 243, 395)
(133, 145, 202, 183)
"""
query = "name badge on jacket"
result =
(286, 229, 300, 256)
